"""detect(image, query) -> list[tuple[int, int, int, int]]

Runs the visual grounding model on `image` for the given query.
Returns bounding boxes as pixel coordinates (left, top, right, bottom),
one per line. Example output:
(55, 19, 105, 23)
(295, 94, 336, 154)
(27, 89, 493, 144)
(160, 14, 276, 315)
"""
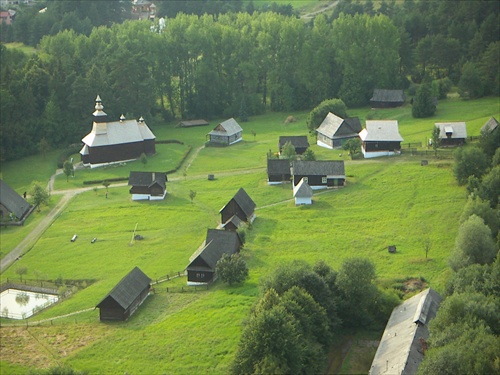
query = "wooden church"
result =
(80, 96, 156, 168)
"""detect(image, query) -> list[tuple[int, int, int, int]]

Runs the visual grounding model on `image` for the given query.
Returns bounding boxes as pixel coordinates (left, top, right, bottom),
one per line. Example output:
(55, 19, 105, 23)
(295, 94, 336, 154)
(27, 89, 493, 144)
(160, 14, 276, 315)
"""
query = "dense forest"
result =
(0, 0, 498, 162)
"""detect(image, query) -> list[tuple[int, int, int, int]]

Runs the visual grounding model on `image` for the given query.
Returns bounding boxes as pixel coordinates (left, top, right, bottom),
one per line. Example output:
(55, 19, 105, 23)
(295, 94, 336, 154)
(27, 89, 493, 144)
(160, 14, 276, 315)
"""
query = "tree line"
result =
(0, 0, 498, 161)
(418, 131, 499, 373)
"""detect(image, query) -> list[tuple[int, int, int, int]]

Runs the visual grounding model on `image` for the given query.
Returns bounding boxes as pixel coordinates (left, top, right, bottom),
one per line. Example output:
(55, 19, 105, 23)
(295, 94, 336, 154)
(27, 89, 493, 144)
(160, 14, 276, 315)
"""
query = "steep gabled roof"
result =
(292, 160, 345, 177)
(267, 158, 291, 175)
(435, 122, 467, 139)
(128, 171, 167, 189)
(278, 136, 310, 149)
(209, 118, 243, 136)
(370, 89, 405, 103)
(316, 113, 362, 138)
(369, 288, 442, 375)
(220, 188, 256, 218)
(0, 179, 31, 219)
(481, 117, 499, 133)
(293, 178, 313, 198)
(96, 267, 151, 310)
(359, 120, 404, 142)
(188, 229, 242, 270)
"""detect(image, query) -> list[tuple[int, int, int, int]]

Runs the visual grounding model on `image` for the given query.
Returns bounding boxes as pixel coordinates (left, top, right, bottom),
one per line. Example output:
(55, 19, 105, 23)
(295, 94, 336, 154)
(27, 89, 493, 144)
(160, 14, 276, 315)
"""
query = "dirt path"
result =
(301, 1, 339, 20)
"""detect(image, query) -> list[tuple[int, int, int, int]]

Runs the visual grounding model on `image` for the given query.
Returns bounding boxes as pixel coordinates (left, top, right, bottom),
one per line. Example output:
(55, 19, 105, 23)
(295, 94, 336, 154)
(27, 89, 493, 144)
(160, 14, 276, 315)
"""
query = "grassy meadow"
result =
(0, 96, 499, 374)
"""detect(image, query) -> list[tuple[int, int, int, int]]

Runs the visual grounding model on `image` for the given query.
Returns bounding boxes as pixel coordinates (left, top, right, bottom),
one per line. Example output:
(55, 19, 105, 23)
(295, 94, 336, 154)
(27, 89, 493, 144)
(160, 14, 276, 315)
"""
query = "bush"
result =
(306, 98, 347, 132)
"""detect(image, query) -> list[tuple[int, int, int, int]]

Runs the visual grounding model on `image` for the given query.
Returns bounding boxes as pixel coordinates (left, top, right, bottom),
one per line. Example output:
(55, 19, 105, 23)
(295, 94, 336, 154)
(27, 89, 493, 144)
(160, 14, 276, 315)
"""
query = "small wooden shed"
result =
(207, 118, 243, 146)
(370, 89, 405, 108)
(0, 179, 32, 223)
(293, 178, 313, 205)
(128, 171, 167, 201)
(96, 267, 151, 321)
(278, 136, 310, 155)
(267, 158, 292, 185)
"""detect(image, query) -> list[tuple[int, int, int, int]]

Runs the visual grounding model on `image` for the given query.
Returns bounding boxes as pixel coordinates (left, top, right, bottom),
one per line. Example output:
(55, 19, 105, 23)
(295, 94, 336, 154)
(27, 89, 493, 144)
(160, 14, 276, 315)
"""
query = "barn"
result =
(370, 89, 406, 108)
(207, 118, 243, 146)
(316, 112, 362, 149)
(278, 136, 310, 155)
(291, 160, 345, 189)
(359, 120, 404, 158)
(128, 171, 167, 201)
(0, 179, 32, 224)
(80, 96, 156, 168)
(178, 119, 209, 128)
(267, 158, 292, 185)
(96, 267, 151, 322)
(186, 229, 242, 284)
(220, 188, 256, 225)
(369, 288, 442, 375)
(481, 117, 499, 134)
(435, 122, 467, 146)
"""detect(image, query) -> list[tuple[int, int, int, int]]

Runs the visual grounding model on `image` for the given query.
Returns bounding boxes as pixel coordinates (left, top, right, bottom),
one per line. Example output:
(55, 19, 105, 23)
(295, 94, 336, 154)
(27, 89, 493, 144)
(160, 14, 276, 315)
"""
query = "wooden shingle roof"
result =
(435, 122, 467, 139)
(96, 267, 151, 310)
(220, 188, 256, 218)
(128, 171, 167, 189)
(316, 113, 362, 138)
(370, 89, 405, 103)
(293, 178, 313, 198)
(480, 117, 498, 134)
(369, 288, 442, 375)
(0, 179, 31, 219)
(278, 136, 310, 149)
(267, 158, 291, 175)
(292, 160, 345, 177)
(188, 229, 242, 270)
(208, 118, 242, 136)
(359, 121, 404, 142)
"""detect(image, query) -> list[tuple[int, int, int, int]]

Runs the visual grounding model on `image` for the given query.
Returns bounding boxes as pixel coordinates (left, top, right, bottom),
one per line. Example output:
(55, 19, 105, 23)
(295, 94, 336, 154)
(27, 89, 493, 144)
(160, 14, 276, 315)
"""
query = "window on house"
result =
(303, 177, 308, 183)
(322, 177, 327, 183)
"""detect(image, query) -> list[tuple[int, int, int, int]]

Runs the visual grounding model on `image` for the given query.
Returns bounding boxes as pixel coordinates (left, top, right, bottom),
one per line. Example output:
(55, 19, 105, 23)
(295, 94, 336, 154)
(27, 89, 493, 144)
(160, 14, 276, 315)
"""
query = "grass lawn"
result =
(0, 96, 497, 374)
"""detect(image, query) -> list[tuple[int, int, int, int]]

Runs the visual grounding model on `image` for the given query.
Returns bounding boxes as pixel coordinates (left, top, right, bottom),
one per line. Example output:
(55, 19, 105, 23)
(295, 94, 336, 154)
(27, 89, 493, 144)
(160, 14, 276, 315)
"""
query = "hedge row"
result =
(165, 145, 192, 174)
(155, 140, 184, 145)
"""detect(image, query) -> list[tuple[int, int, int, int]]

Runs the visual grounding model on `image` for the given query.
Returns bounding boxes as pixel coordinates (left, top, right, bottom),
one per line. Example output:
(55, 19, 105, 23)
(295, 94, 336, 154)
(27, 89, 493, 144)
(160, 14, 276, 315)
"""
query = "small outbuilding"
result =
(369, 288, 442, 375)
(186, 229, 242, 284)
(316, 112, 362, 149)
(293, 178, 313, 205)
(481, 117, 499, 134)
(220, 188, 256, 225)
(178, 119, 209, 128)
(128, 171, 167, 201)
(267, 158, 292, 185)
(291, 160, 345, 189)
(96, 267, 151, 322)
(370, 89, 406, 108)
(207, 118, 243, 146)
(359, 120, 404, 158)
(435, 122, 467, 146)
(278, 136, 310, 155)
(0, 179, 32, 223)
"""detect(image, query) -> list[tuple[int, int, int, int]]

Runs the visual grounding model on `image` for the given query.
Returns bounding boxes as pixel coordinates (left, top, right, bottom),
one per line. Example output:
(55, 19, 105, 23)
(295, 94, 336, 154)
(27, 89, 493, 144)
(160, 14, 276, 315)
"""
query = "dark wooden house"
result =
(316, 112, 362, 149)
(128, 171, 167, 201)
(186, 229, 242, 284)
(96, 267, 151, 322)
(359, 120, 404, 158)
(291, 160, 345, 189)
(207, 118, 243, 146)
(278, 136, 310, 155)
(220, 188, 256, 225)
(0, 179, 32, 223)
(370, 89, 406, 108)
(435, 122, 467, 146)
(369, 288, 442, 374)
(267, 158, 292, 185)
(221, 215, 243, 231)
(80, 96, 156, 168)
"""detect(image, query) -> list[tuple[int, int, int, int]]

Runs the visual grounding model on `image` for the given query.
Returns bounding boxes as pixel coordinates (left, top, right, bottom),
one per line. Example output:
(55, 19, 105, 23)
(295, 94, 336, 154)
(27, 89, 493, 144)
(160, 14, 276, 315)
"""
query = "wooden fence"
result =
(400, 148, 454, 158)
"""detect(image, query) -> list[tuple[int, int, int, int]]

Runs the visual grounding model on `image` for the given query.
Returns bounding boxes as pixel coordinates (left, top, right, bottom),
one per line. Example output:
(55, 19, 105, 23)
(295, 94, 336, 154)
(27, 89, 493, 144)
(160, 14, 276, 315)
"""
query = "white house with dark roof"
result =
(369, 288, 442, 375)
(435, 122, 467, 146)
(80, 96, 156, 168)
(316, 112, 362, 149)
(207, 118, 243, 146)
(359, 120, 404, 158)
(293, 178, 313, 205)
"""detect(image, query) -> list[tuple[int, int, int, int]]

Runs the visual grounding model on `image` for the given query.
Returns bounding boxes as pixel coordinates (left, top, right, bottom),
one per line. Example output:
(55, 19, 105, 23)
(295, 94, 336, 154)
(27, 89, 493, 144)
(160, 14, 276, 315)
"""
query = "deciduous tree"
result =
(29, 181, 50, 212)
(216, 253, 249, 286)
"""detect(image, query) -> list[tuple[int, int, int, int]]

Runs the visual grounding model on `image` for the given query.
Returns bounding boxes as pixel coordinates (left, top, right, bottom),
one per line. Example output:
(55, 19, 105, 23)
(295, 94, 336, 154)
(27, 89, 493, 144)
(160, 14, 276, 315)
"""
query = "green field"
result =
(0, 97, 498, 374)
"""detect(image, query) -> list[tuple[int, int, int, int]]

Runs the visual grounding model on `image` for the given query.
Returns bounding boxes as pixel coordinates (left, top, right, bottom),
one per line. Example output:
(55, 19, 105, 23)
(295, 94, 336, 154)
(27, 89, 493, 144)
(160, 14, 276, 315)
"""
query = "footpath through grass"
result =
(0, 96, 497, 373)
